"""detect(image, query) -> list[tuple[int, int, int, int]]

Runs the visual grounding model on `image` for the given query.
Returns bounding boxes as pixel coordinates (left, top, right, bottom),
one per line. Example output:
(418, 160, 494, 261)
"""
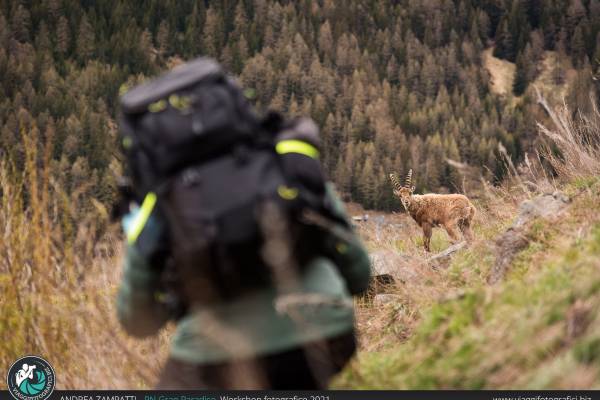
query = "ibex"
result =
(389, 170, 476, 252)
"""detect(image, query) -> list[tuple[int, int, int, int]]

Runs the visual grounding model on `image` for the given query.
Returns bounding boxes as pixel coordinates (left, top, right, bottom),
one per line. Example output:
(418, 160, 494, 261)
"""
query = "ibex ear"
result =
(411, 186, 415, 193)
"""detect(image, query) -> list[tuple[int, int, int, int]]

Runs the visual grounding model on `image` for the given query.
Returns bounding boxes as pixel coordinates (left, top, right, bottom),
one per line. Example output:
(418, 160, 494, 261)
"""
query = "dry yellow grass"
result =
(3, 88, 599, 389)
(0, 126, 171, 389)
(531, 51, 579, 102)
(340, 179, 600, 389)
(483, 48, 577, 102)
(335, 93, 600, 389)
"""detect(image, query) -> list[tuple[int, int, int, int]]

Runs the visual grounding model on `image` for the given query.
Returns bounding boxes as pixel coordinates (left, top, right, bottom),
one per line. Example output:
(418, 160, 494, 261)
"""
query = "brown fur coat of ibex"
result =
(390, 170, 476, 251)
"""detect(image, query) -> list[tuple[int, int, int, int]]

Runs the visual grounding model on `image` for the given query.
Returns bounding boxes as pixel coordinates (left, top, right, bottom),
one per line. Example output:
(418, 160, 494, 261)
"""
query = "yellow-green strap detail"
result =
(275, 140, 319, 159)
(127, 192, 157, 244)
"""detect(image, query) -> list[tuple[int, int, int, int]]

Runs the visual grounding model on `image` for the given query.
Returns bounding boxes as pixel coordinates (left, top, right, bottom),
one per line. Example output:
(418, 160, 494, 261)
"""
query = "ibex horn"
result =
(405, 169, 413, 187)
(389, 173, 402, 190)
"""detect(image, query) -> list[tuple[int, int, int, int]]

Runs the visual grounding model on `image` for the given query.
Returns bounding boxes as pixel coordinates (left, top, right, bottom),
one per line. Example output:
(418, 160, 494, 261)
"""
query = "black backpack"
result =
(118, 57, 344, 299)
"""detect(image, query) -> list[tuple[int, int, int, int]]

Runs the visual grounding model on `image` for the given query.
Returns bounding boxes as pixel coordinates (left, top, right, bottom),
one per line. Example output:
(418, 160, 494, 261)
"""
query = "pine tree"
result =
(567, 0, 587, 33)
(513, 45, 536, 96)
(156, 20, 170, 57)
(234, 34, 249, 73)
(11, 4, 31, 43)
(47, 0, 61, 21)
(76, 16, 95, 63)
(318, 20, 334, 59)
(571, 23, 586, 67)
(232, 2, 248, 40)
(56, 16, 70, 55)
(137, 29, 153, 68)
(35, 22, 52, 55)
(358, 155, 376, 208)
(203, 8, 224, 58)
(183, 2, 204, 58)
(494, 17, 512, 60)
(553, 31, 568, 84)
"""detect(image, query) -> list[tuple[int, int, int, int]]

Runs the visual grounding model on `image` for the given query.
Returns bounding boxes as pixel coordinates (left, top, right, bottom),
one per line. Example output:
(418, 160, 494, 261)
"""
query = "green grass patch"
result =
(447, 242, 495, 286)
(571, 176, 600, 191)
(413, 229, 452, 252)
(336, 196, 600, 389)
(573, 337, 600, 365)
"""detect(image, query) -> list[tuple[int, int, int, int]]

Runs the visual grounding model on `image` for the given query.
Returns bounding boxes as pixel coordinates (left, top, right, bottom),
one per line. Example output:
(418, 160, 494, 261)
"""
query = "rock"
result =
(426, 241, 467, 268)
(370, 249, 422, 282)
(488, 191, 570, 284)
(373, 294, 401, 306)
(513, 191, 570, 228)
(370, 249, 399, 276)
(566, 299, 591, 340)
(368, 249, 425, 294)
(487, 227, 529, 285)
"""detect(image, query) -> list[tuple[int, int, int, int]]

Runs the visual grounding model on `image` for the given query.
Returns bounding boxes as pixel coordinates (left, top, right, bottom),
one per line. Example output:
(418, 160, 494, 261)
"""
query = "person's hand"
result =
(121, 207, 139, 234)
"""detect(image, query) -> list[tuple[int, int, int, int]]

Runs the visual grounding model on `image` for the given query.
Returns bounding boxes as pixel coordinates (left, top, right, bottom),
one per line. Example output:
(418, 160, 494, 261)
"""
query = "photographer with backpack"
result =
(115, 58, 371, 389)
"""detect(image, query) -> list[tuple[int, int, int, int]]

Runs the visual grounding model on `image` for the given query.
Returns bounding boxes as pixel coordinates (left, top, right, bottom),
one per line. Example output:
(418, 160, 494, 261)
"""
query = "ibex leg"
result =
(460, 218, 474, 242)
(422, 223, 432, 252)
(443, 221, 462, 243)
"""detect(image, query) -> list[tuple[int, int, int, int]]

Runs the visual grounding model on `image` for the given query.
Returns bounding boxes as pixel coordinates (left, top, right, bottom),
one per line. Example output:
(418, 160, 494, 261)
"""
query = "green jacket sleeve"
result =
(117, 213, 171, 338)
(320, 184, 371, 295)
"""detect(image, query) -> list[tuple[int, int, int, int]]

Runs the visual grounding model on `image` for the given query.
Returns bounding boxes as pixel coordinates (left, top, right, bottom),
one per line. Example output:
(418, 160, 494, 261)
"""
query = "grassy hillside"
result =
(1, 99, 599, 390)
(338, 180, 600, 388)
(0, 153, 172, 388)
(0, 71, 598, 389)
(1, 0, 598, 387)
(334, 104, 600, 389)
(483, 48, 516, 97)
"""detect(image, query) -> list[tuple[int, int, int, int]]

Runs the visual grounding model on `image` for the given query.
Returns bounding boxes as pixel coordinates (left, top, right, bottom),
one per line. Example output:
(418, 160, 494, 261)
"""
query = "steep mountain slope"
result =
(1, 0, 600, 389)
(1, 0, 599, 210)
(336, 178, 600, 388)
